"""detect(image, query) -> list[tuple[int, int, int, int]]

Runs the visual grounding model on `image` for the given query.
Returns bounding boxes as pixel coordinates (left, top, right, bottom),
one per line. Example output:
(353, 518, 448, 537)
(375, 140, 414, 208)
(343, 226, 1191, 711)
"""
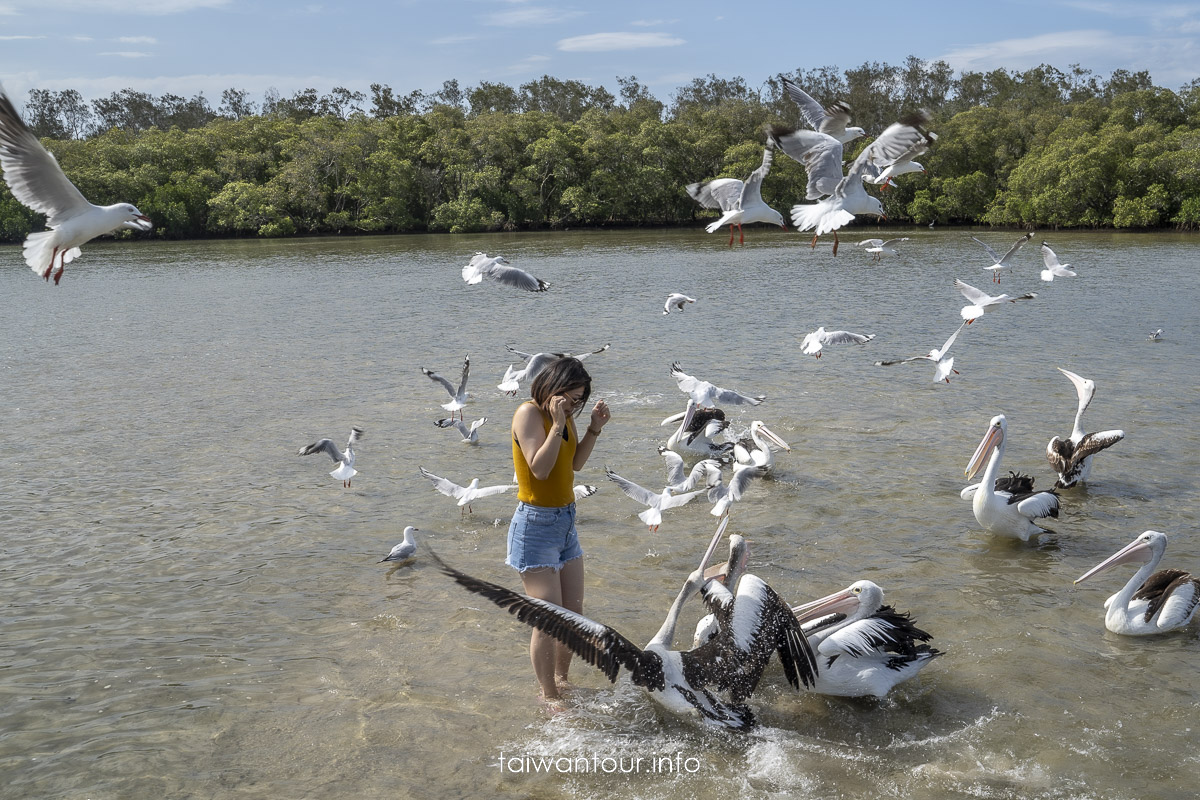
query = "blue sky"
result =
(1, 0, 1198, 108)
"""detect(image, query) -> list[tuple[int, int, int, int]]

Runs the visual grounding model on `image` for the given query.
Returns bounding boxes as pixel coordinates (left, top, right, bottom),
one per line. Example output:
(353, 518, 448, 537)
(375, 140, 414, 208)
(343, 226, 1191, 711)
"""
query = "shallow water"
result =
(1, 228, 1197, 799)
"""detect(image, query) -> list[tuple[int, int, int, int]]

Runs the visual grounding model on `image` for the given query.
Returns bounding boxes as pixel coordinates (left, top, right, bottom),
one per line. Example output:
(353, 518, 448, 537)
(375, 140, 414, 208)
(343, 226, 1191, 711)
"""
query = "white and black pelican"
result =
(664, 293, 696, 314)
(418, 466, 515, 516)
(790, 580, 941, 698)
(421, 355, 469, 420)
(800, 326, 876, 358)
(972, 232, 1033, 283)
(435, 416, 487, 445)
(461, 252, 549, 292)
(955, 278, 1037, 324)
(875, 322, 965, 383)
(298, 426, 363, 487)
(380, 526, 418, 563)
(732, 421, 791, 470)
(1075, 530, 1200, 635)
(962, 414, 1060, 541)
(605, 466, 705, 532)
(670, 362, 765, 407)
(662, 399, 734, 458)
(1046, 367, 1125, 489)
(686, 144, 786, 246)
(432, 519, 816, 730)
(0, 84, 154, 284)
(1039, 242, 1076, 281)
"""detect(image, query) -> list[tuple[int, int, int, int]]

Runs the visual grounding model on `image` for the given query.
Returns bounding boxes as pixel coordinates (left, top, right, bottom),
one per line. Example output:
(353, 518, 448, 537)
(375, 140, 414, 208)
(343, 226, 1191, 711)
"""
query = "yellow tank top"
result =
(512, 402, 577, 507)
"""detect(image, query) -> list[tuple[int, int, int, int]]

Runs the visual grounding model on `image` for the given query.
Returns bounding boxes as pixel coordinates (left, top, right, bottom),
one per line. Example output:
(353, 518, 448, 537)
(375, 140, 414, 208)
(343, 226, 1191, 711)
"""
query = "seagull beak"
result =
(130, 215, 154, 232)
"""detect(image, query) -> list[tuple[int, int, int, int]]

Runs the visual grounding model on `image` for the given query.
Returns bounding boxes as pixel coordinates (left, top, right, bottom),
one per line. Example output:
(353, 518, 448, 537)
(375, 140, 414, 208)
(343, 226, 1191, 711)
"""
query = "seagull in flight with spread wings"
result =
(686, 144, 786, 246)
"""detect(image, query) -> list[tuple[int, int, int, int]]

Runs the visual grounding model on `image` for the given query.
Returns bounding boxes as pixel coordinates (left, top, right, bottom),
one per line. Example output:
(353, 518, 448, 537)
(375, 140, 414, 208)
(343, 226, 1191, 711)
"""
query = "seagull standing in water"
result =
(686, 144, 786, 246)
(461, 252, 549, 292)
(380, 526, 419, 564)
(972, 232, 1033, 284)
(0, 83, 153, 284)
(422, 356, 470, 420)
(298, 427, 363, 487)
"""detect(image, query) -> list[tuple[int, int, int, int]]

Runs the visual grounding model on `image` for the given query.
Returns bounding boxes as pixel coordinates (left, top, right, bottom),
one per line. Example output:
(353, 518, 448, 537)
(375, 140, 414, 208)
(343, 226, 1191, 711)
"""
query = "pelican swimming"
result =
(732, 421, 791, 470)
(962, 414, 1060, 541)
(432, 519, 816, 730)
(789, 580, 941, 697)
(1075, 530, 1200, 635)
(662, 399, 734, 458)
(1046, 367, 1125, 489)
(422, 355, 470, 420)
(670, 362, 765, 407)
(972, 232, 1033, 283)
(435, 416, 487, 444)
(664, 293, 696, 314)
(380, 526, 418, 563)
(955, 278, 1037, 323)
(686, 144, 786, 246)
(418, 466, 515, 516)
(875, 322, 966, 383)
(298, 426, 363, 487)
(800, 327, 876, 358)
(1039, 242, 1076, 281)
(605, 466, 706, 532)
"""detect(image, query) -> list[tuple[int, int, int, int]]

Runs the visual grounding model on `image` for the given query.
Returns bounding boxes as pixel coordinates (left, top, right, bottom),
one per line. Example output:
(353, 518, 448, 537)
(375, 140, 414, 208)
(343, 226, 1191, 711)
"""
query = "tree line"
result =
(2, 57, 1198, 242)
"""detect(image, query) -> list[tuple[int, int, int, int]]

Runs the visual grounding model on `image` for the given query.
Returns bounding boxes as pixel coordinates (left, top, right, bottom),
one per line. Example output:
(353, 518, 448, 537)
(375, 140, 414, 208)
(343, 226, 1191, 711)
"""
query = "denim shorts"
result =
(506, 501, 583, 573)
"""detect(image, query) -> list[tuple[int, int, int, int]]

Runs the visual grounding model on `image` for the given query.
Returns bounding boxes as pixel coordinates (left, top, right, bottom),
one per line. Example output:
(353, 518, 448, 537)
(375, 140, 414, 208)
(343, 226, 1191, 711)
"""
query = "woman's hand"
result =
(589, 399, 610, 431)
(548, 395, 570, 429)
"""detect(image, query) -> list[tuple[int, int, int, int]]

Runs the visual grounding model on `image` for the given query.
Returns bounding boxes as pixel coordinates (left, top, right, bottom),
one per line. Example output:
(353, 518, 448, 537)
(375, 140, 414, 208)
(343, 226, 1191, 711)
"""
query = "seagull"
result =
(1039, 242, 1076, 281)
(422, 355, 469, 420)
(955, 278, 1037, 323)
(780, 78, 865, 144)
(418, 466, 515, 516)
(1074, 530, 1200, 636)
(862, 237, 909, 262)
(800, 327, 876, 358)
(461, 252, 549, 292)
(435, 416, 487, 445)
(670, 362, 765, 407)
(298, 427, 363, 487)
(708, 463, 768, 517)
(658, 445, 723, 492)
(496, 344, 609, 395)
(686, 145, 786, 246)
(1046, 368, 1124, 489)
(867, 160, 926, 190)
(380, 526, 418, 563)
(0, 83, 153, 284)
(972, 232, 1033, 284)
(787, 111, 934, 255)
(573, 484, 599, 500)
(605, 466, 706, 532)
(664, 293, 696, 314)
(506, 343, 610, 363)
(1148, 328, 1164, 341)
(875, 323, 966, 384)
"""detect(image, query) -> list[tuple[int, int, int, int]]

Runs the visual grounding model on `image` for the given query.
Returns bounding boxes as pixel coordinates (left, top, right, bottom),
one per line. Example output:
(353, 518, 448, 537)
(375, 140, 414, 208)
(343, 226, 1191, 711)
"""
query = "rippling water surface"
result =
(2, 228, 1198, 799)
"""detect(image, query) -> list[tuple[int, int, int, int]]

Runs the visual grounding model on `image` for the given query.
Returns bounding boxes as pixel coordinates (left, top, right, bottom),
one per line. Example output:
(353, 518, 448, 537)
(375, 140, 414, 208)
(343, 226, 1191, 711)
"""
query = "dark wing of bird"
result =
(995, 470, 1037, 496)
(298, 438, 342, 462)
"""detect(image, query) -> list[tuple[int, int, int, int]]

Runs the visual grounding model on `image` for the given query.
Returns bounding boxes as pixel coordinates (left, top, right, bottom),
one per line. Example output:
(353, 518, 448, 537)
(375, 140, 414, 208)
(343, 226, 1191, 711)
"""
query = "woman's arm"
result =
(513, 399, 569, 481)
(572, 399, 610, 471)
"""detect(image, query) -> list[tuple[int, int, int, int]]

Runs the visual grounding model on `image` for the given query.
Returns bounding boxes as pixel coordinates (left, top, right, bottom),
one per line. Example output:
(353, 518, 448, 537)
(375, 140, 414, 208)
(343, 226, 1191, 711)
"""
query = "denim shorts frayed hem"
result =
(506, 501, 582, 573)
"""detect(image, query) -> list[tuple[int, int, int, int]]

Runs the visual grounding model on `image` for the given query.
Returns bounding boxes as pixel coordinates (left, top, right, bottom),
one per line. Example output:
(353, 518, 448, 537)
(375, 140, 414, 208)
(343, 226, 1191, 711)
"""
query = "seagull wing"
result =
(483, 262, 549, 292)
(661, 448, 688, 487)
(782, 78, 850, 140)
(1041, 242, 1063, 269)
(686, 178, 743, 212)
(298, 438, 343, 462)
(0, 87, 92, 225)
(464, 483, 516, 500)
(998, 232, 1034, 265)
(739, 146, 774, 207)
(455, 356, 470, 396)
(421, 367, 456, 398)
(711, 385, 766, 406)
(936, 323, 966, 358)
(419, 466, 467, 501)
(435, 418, 471, 437)
(505, 344, 535, 361)
(847, 112, 932, 183)
(821, 330, 875, 346)
(971, 237, 1002, 264)
(605, 467, 661, 507)
(767, 125, 843, 199)
(954, 278, 992, 305)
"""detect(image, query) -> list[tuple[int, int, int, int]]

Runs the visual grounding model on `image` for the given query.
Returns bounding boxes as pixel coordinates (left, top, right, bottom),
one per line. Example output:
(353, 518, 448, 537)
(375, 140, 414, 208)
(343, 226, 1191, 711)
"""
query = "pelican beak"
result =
(791, 588, 860, 624)
(757, 424, 791, 452)
(1074, 537, 1153, 584)
(965, 421, 1003, 479)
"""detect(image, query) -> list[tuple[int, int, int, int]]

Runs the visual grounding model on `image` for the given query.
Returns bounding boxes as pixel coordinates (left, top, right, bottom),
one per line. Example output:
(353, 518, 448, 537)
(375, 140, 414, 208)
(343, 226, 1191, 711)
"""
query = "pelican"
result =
(732, 421, 791, 470)
(435, 416, 487, 444)
(955, 278, 1037, 323)
(1075, 530, 1200, 635)
(780, 78, 865, 144)
(686, 144, 786, 246)
(662, 400, 734, 458)
(664, 293, 696, 314)
(658, 446, 723, 493)
(962, 414, 1060, 541)
(1046, 368, 1125, 489)
(604, 466, 705, 532)
(0, 83, 154, 284)
(875, 323, 966, 383)
(461, 252, 549, 292)
(670, 362, 765, 407)
(708, 463, 767, 517)
(418, 466, 515, 516)
(800, 327, 876, 358)
(861, 237, 909, 261)
(1039, 242, 1076, 281)
(790, 580, 942, 698)
(972, 232, 1033, 284)
(380, 526, 418, 563)
(422, 355, 469, 420)
(431, 519, 816, 730)
(298, 426, 363, 487)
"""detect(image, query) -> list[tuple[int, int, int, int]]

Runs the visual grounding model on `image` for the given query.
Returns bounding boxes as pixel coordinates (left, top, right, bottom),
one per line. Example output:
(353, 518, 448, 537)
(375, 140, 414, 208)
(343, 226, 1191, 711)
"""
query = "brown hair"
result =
(529, 357, 592, 417)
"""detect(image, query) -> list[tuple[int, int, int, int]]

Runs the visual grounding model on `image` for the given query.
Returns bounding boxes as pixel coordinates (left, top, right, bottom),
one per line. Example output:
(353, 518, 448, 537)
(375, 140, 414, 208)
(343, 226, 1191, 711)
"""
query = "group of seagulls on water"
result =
(2, 77, 1193, 732)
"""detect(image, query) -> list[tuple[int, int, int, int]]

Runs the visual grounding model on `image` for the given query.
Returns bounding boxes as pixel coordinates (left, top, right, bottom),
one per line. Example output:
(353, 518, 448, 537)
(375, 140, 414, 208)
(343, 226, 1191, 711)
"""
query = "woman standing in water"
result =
(508, 357, 610, 701)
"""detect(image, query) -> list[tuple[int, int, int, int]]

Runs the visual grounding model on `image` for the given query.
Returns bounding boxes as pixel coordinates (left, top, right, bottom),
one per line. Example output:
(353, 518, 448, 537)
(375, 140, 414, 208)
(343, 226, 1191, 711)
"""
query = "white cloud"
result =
(485, 6, 582, 26)
(430, 34, 481, 46)
(98, 51, 153, 58)
(0, 34, 44, 39)
(118, 36, 157, 44)
(940, 30, 1140, 71)
(557, 31, 685, 52)
(1, 0, 228, 13)
(630, 19, 676, 27)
